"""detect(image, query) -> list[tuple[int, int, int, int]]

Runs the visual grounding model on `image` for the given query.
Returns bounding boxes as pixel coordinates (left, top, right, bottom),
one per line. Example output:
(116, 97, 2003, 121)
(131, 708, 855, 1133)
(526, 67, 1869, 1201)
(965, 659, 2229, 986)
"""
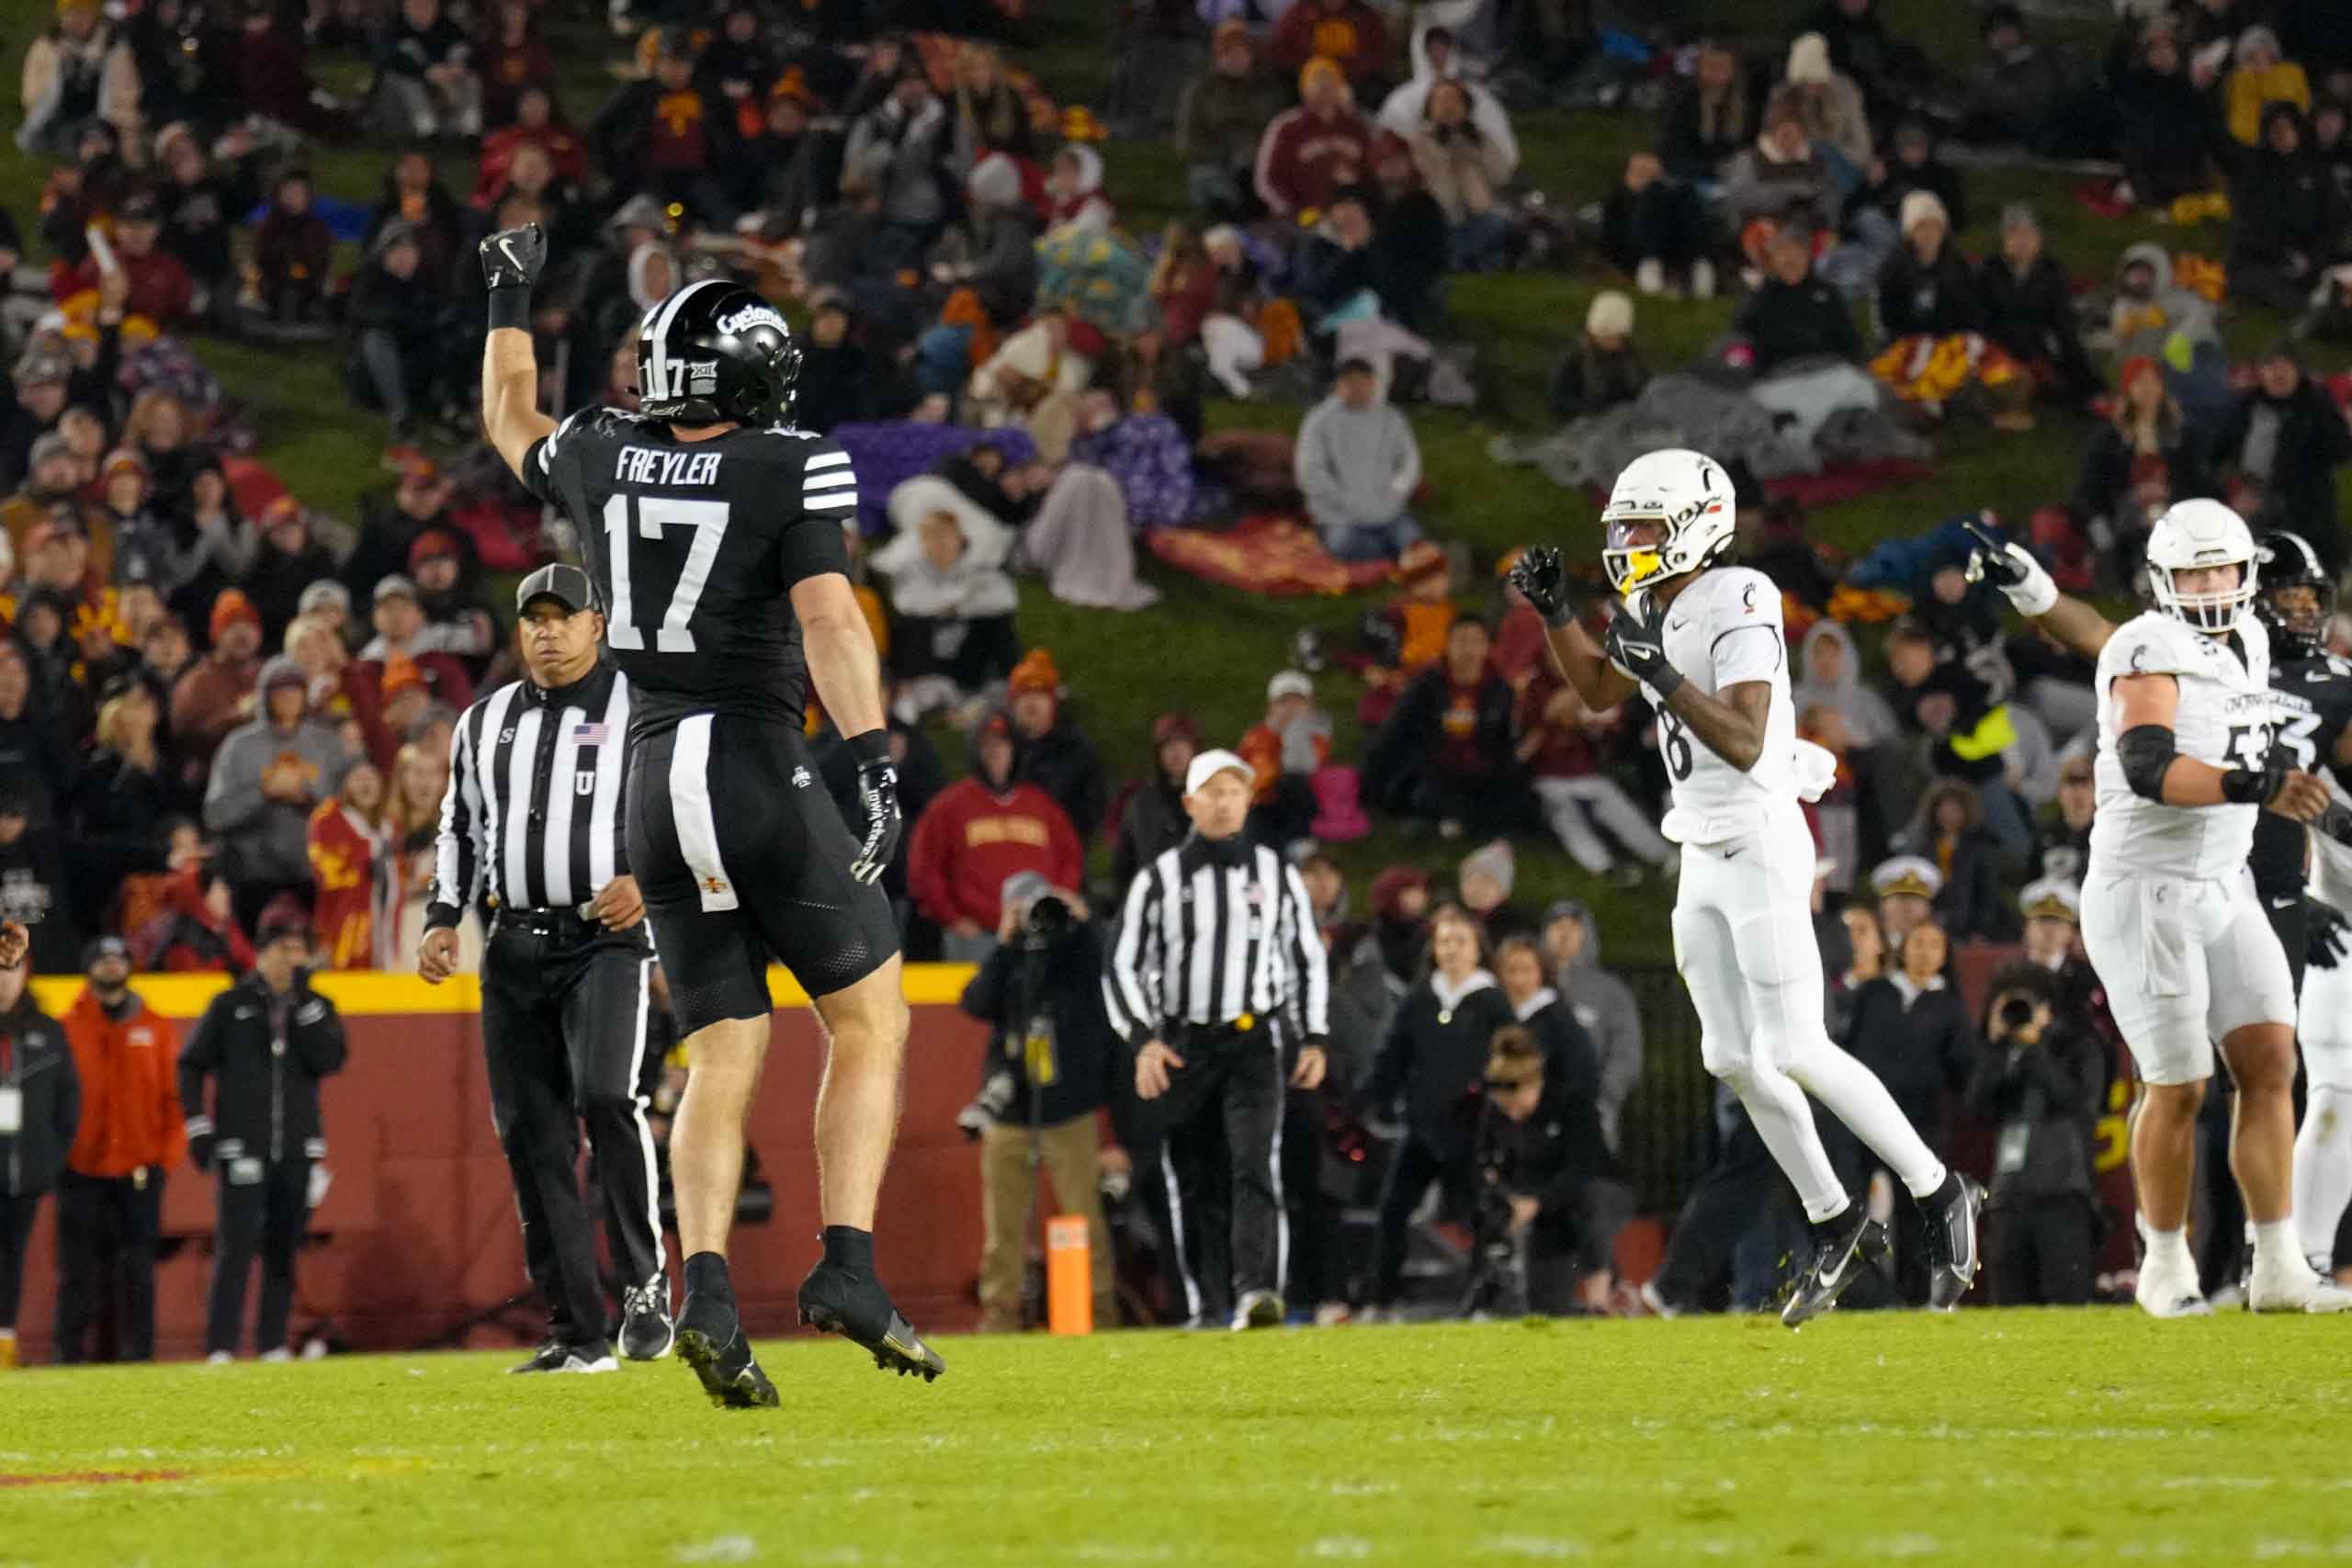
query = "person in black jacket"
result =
(1658, 45, 1753, 182)
(1895, 781, 2013, 942)
(1964, 961, 2101, 1304)
(178, 902, 347, 1361)
(1113, 712, 1198, 892)
(2212, 344, 2352, 566)
(1359, 904, 1513, 1317)
(1493, 934, 1602, 1100)
(958, 874, 1127, 1332)
(1875, 190, 1984, 342)
(344, 222, 452, 441)
(1836, 919, 1977, 1304)
(1978, 204, 2099, 405)
(1469, 1025, 1623, 1315)
(2229, 103, 2345, 315)
(0, 925, 73, 1369)
(1733, 228, 1863, 374)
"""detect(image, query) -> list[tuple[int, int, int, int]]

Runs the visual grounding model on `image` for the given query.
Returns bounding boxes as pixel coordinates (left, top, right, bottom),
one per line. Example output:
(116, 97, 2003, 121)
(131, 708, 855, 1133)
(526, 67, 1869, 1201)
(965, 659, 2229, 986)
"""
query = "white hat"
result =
(2019, 878, 2081, 924)
(1586, 289, 1634, 339)
(1184, 749, 1256, 795)
(1786, 32, 1833, 85)
(1267, 670, 1313, 703)
(1871, 854, 1944, 901)
(1898, 189, 1950, 239)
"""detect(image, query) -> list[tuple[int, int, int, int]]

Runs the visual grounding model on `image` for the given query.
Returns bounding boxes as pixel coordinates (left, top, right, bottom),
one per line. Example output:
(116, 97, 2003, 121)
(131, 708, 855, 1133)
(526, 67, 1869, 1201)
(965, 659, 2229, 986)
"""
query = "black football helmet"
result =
(2256, 529, 2335, 657)
(634, 279, 803, 427)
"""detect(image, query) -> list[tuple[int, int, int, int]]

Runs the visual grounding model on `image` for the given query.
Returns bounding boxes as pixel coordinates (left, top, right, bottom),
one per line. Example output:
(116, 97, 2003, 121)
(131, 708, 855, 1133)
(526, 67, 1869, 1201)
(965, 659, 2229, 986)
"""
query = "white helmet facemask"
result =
(2145, 499, 2259, 635)
(1599, 448, 1736, 597)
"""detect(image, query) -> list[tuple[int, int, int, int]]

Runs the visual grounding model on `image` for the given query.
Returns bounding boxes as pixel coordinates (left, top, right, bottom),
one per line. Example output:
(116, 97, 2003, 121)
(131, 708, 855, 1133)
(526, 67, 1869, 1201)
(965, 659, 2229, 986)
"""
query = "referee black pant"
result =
(483, 910, 663, 1347)
(1156, 1021, 1287, 1325)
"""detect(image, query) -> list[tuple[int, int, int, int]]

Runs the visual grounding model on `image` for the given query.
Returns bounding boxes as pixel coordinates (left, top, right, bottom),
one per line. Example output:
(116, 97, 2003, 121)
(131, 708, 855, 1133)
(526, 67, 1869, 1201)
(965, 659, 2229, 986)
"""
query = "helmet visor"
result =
(1602, 517, 1668, 596)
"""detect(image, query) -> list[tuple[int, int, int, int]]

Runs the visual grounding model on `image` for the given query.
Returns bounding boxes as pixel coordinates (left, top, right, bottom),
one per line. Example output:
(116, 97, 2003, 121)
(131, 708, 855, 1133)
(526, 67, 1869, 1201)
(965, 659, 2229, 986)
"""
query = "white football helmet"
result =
(2145, 498, 2259, 634)
(1600, 448, 1737, 597)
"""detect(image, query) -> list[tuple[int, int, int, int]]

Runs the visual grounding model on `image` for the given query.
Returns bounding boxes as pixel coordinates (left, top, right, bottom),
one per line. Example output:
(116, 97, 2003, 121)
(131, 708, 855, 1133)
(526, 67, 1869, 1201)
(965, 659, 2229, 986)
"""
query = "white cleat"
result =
(2134, 1254, 2213, 1319)
(2249, 1253, 2352, 1314)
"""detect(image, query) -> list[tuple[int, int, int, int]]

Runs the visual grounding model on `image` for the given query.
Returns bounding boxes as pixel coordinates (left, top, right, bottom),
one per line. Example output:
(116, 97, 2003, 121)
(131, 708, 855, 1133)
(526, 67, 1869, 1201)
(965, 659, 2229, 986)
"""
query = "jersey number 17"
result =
(600, 494, 729, 652)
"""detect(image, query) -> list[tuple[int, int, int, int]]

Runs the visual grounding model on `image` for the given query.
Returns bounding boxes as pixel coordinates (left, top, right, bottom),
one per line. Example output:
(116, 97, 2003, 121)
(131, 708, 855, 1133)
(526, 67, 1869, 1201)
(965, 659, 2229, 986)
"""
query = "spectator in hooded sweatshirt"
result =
(1238, 670, 1333, 852)
(873, 476, 1023, 718)
(1179, 21, 1288, 218)
(1960, 4, 2078, 151)
(1254, 58, 1375, 221)
(1294, 356, 1423, 563)
(2225, 25, 2312, 151)
(842, 67, 954, 269)
(1779, 33, 1874, 172)
(1006, 649, 1106, 844)
(907, 712, 1085, 963)
(203, 657, 350, 931)
(1114, 712, 1199, 891)
(345, 221, 450, 441)
(2212, 343, 2352, 562)
(1456, 839, 1537, 948)
(1542, 900, 1643, 1156)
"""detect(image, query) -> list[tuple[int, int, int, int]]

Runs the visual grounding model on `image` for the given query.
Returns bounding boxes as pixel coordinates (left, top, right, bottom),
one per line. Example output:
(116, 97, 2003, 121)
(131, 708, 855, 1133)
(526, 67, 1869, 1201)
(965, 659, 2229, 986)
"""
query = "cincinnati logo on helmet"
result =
(716, 304, 786, 336)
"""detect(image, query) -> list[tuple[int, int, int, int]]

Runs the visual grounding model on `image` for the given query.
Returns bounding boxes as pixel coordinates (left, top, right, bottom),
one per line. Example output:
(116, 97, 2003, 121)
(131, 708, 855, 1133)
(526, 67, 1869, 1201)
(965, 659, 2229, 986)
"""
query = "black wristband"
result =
(847, 728, 891, 768)
(486, 286, 532, 332)
(1542, 602, 1578, 630)
(2220, 764, 2278, 806)
(1647, 664, 1686, 701)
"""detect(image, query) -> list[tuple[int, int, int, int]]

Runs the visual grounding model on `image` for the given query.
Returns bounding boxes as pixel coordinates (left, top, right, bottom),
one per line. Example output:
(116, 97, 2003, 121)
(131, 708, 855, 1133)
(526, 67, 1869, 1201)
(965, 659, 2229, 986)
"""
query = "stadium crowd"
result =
(3, 0, 2352, 1355)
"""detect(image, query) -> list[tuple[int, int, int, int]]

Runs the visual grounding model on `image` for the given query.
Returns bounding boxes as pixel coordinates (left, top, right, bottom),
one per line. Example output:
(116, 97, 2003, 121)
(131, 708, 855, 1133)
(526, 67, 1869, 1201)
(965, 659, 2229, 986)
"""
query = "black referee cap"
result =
(517, 563, 595, 616)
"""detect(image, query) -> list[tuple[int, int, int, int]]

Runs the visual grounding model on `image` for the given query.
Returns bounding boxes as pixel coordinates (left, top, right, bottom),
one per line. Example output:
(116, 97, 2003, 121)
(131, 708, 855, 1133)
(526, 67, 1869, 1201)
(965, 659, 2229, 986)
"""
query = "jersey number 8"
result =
(1660, 709, 1695, 782)
(600, 493, 729, 653)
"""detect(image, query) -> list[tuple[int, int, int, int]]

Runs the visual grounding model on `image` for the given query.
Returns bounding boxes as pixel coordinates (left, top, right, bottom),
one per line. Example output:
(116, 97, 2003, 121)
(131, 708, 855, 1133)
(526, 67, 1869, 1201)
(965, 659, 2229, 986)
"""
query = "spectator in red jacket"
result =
(908, 712, 1084, 964)
(1269, 0, 1394, 98)
(1254, 58, 1375, 220)
(55, 191, 196, 332)
(474, 85, 589, 208)
(130, 863, 255, 974)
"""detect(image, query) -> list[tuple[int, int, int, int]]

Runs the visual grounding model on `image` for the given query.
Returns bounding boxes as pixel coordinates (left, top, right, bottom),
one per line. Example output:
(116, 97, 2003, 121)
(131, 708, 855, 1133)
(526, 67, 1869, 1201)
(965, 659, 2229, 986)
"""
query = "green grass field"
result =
(6, 1313, 2352, 1566)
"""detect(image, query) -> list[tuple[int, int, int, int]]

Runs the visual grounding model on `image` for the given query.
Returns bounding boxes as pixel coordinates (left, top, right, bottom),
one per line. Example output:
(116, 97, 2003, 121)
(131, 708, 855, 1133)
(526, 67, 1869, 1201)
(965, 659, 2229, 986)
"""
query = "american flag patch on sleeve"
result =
(572, 723, 610, 744)
(803, 449, 857, 512)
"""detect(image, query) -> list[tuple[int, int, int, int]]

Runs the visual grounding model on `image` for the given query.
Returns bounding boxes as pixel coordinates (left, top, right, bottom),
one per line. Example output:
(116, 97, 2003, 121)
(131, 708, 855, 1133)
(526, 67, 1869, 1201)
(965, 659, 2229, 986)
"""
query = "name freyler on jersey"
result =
(615, 446, 725, 487)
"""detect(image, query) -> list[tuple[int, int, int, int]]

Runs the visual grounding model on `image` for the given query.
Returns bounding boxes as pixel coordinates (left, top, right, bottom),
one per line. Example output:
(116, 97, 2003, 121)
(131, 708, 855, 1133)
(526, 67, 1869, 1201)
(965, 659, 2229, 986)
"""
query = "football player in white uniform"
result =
(1967, 501, 2352, 1314)
(1511, 448, 1980, 1326)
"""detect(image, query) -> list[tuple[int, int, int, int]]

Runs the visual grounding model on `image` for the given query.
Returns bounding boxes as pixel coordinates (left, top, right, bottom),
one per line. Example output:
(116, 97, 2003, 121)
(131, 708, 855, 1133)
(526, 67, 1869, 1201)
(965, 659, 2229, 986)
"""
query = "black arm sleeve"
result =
(774, 513, 854, 588)
(2116, 723, 2176, 802)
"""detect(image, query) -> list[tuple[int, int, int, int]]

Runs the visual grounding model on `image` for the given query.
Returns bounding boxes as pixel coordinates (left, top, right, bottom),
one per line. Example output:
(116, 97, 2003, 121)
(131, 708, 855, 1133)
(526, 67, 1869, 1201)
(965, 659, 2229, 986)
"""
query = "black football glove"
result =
(1603, 591, 1684, 699)
(480, 223, 546, 330)
(2311, 900, 2352, 973)
(1508, 544, 1580, 628)
(1959, 514, 2058, 616)
(847, 731, 902, 886)
(481, 223, 547, 290)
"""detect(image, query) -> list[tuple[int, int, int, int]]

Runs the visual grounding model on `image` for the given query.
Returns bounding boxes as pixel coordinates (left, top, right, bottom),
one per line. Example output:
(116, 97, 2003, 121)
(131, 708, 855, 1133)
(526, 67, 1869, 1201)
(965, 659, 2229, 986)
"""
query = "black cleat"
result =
(797, 1262, 946, 1382)
(1922, 1173, 1983, 1311)
(673, 1293, 779, 1410)
(508, 1337, 574, 1374)
(1781, 1204, 1891, 1328)
(620, 1272, 676, 1361)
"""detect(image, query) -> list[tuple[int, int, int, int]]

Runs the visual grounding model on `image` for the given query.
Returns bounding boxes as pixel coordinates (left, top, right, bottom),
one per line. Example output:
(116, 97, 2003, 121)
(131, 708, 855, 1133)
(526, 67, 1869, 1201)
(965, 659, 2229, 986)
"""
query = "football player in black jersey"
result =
(477, 224, 944, 1406)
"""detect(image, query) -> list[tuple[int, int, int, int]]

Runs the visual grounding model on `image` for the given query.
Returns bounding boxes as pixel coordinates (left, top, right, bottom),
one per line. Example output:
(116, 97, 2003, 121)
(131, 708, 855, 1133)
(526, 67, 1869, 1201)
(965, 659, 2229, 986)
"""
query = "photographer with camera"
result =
(1964, 961, 2105, 1305)
(1466, 1026, 1626, 1317)
(959, 872, 1129, 1334)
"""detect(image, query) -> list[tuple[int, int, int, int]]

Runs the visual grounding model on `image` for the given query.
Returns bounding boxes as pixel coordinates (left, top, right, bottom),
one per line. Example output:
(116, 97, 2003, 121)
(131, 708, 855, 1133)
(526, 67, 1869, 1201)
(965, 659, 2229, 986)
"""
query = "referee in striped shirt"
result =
(419, 563, 672, 1374)
(1108, 748, 1329, 1329)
